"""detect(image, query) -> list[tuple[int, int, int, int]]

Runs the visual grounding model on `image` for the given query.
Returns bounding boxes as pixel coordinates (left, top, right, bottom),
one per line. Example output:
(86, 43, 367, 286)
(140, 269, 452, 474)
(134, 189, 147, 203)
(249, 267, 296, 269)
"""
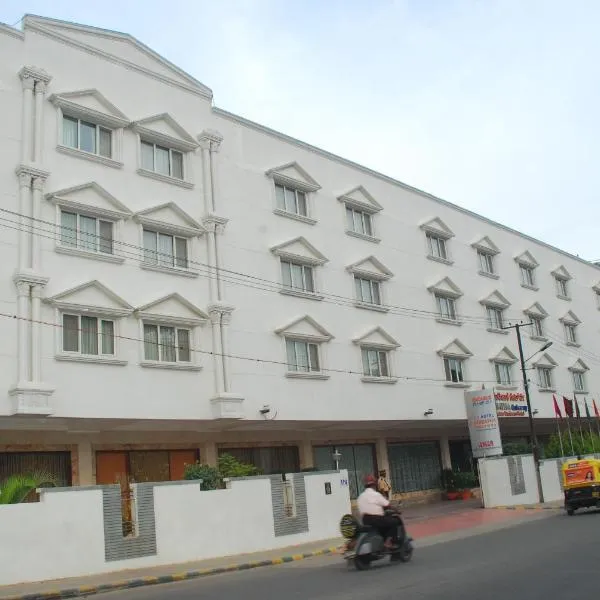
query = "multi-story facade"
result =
(1, 15, 599, 500)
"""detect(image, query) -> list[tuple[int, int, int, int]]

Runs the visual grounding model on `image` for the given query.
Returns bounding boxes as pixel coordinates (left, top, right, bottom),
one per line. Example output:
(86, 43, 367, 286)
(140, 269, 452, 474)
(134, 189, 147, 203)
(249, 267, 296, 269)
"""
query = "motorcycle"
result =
(339, 507, 414, 571)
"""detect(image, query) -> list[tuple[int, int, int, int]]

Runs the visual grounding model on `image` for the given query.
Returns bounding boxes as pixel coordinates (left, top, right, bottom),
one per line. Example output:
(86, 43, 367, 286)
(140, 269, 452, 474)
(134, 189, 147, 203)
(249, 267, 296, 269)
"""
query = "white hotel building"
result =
(1, 15, 599, 501)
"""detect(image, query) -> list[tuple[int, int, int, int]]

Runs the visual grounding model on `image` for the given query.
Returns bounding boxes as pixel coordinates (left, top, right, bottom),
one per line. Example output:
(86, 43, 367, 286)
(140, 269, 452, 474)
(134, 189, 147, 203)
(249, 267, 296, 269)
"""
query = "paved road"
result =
(104, 511, 597, 600)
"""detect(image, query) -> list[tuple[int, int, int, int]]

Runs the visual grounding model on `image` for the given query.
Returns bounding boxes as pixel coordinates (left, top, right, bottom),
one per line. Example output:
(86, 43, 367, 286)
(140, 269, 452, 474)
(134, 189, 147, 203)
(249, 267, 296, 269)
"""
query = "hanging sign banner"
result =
(494, 390, 528, 417)
(465, 389, 503, 458)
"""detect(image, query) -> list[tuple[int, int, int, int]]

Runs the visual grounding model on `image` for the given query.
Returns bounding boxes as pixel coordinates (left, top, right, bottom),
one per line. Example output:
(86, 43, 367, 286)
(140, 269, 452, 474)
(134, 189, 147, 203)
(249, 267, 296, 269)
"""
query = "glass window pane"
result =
(174, 237, 188, 268)
(281, 262, 292, 287)
(284, 187, 296, 212)
(98, 221, 113, 254)
(98, 128, 112, 158)
(379, 351, 389, 377)
(62, 314, 79, 352)
(143, 324, 159, 361)
(308, 343, 320, 371)
(158, 233, 174, 267)
(296, 191, 307, 216)
(79, 215, 97, 252)
(291, 263, 303, 289)
(62, 116, 78, 148)
(79, 121, 96, 153)
(354, 277, 362, 301)
(177, 329, 190, 362)
(275, 185, 286, 210)
(286, 339, 296, 370)
(369, 349, 380, 376)
(141, 142, 154, 170)
(295, 341, 309, 372)
(363, 213, 373, 236)
(171, 151, 184, 179)
(101, 320, 115, 355)
(81, 316, 98, 355)
(143, 230, 158, 263)
(346, 207, 355, 231)
(155, 146, 170, 175)
(60, 211, 77, 247)
(303, 266, 315, 292)
(160, 326, 177, 362)
(372, 281, 381, 305)
(361, 349, 370, 376)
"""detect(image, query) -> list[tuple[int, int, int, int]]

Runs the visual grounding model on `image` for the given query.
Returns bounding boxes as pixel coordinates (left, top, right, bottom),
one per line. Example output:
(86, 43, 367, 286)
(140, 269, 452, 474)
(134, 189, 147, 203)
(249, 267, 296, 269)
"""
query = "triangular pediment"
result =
(132, 113, 198, 151)
(592, 281, 600, 293)
(24, 16, 212, 98)
(419, 217, 454, 239)
(274, 315, 333, 342)
(480, 290, 511, 308)
(514, 251, 538, 267)
(337, 186, 382, 212)
(551, 265, 572, 281)
(524, 302, 548, 318)
(353, 326, 400, 349)
(265, 162, 321, 192)
(533, 353, 557, 368)
(569, 358, 589, 373)
(270, 237, 328, 266)
(45, 280, 133, 317)
(46, 182, 132, 220)
(471, 236, 500, 255)
(48, 89, 129, 128)
(134, 203, 204, 237)
(346, 256, 393, 280)
(135, 293, 208, 325)
(427, 276, 463, 298)
(438, 338, 472, 358)
(490, 346, 518, 364)
(560, 310, 581, 325)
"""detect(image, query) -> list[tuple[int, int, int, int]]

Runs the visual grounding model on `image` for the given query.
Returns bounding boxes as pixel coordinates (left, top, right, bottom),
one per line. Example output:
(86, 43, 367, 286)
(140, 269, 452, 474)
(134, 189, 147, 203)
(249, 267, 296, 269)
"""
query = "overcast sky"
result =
(3, 0, 599, 260)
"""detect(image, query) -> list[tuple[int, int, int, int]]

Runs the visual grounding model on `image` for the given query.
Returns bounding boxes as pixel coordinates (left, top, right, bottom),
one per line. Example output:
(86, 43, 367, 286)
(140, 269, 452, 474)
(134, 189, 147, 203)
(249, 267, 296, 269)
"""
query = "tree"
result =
(544, 431, 600, 458)
(0, 471, 58, 504)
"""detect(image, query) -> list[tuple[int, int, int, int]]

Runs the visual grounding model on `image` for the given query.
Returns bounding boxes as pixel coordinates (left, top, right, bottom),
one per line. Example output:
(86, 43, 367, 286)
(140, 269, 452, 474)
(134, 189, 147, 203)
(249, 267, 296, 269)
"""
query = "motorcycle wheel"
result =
(397, 543, 414, 563)
(354, 555, 372, 570)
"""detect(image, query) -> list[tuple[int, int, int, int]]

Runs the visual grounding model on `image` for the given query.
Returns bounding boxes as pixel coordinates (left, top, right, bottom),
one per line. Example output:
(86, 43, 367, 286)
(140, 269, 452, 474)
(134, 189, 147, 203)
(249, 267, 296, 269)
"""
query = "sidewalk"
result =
(0, 501, 560, 600)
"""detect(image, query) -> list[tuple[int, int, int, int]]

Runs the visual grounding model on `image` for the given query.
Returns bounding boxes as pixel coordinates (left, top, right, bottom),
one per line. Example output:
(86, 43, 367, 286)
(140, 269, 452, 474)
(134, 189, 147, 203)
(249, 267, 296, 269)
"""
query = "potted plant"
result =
(454, 470, 477, 499)
(441, 468, 459, 500)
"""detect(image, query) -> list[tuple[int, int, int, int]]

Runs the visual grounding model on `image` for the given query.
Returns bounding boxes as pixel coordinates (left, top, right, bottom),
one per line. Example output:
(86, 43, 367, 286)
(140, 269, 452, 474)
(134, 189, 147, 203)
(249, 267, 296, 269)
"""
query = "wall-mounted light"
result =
(424, 408, 434, 416)
(532, 409, 539, 416)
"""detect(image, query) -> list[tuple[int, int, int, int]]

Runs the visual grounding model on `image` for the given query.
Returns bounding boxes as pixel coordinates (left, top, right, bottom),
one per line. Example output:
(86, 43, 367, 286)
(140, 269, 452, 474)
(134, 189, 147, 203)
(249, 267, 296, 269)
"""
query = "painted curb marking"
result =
(0, 546, 343, 600)
(488, 505, 562, 511)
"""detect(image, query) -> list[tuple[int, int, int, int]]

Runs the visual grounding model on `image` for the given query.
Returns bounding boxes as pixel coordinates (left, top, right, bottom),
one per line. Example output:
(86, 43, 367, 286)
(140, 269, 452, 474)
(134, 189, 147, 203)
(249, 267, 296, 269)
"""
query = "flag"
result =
(585, 399, 591, 419)
(563, 396, 574, 417)
(553, 395, 562, 418)
(593, 399, 600, 418)
(575, 397, 581, 420)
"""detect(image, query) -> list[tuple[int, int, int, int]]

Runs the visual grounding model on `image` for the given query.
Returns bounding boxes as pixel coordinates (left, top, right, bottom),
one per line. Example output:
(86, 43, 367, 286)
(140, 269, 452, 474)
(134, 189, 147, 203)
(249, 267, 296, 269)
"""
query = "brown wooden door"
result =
(169, 450, 197, 480)
(96, 452, 128, 485)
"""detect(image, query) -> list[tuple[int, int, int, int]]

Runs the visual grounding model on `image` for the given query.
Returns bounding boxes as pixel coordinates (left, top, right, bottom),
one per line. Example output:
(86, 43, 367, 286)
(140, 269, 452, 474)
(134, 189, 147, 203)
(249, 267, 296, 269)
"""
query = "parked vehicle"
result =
(562, 457, 600, 516)
(339, 507, 414, 570)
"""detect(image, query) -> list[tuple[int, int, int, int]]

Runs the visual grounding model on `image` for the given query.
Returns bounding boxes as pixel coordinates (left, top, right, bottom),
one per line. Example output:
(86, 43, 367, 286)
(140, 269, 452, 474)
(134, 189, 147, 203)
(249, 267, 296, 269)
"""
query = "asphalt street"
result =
(103, 510, 598, 600)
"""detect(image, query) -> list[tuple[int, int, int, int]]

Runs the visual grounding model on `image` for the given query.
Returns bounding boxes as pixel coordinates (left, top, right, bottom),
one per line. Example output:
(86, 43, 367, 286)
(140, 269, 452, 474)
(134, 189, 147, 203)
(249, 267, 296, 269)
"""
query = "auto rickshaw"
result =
(562, 458, 600, 515)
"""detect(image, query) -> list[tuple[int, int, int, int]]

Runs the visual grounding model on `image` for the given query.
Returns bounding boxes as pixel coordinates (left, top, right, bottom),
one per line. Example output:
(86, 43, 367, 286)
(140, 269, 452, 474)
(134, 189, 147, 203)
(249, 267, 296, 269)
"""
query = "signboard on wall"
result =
(465, 389, 503, 458)
(493, 390, 528, 417)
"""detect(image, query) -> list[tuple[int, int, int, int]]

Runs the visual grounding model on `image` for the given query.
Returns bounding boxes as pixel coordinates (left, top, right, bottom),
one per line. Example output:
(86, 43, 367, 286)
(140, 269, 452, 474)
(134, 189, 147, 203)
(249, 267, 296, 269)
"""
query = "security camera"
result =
(259, 405, 271, 415)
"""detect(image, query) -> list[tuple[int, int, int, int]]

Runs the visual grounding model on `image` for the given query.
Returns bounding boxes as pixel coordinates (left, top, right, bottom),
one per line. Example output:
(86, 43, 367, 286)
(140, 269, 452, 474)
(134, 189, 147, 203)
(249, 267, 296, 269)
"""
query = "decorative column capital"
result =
(208, 302, 236, 325)
(32, 177, 46, 192)
(18, 65, 52, 87)
(15, 164, 50, 180)
(15, 281, 31, 297)
(34, 80, 47, 95)
(198, 129, 224, 152)
(202, 214, 229, 234)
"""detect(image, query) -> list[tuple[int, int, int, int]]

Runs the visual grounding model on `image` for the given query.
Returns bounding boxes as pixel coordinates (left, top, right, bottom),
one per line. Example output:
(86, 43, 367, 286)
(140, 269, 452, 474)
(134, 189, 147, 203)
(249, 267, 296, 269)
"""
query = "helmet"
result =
(364, 474, 377, 487)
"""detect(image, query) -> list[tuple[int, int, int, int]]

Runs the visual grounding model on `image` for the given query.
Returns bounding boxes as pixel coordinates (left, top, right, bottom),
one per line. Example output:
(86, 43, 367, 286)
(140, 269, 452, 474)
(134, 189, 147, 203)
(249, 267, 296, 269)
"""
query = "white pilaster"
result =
(440, 435, 452, 470)
(31, 176, 46, 271)
(16, 170, 31, 272)
(15, 281, 30, 383)
(30, 284, 44, 383)
(19, 70, 34, 164)
(77, 442, 95, 485)
(33, 80, 48, 164)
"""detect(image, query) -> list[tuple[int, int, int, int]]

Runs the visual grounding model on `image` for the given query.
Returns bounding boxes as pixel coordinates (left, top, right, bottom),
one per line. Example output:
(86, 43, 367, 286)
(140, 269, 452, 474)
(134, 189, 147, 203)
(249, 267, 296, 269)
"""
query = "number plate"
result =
(592, 491, 599, 498)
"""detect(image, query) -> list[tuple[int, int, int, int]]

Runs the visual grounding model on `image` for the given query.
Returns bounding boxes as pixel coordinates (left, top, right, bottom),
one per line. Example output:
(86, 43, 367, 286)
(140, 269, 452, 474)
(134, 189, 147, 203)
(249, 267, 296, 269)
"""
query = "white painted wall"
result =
(0, 471, 350, 586)
(479, 455, 539, 507)
(539, 458, 565, 503)
(0, 17, 599, 425)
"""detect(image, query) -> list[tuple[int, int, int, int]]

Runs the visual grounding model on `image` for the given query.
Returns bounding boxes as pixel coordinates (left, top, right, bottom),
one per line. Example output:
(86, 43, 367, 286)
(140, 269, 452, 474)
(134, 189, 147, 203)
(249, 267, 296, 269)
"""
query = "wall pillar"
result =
(376, 437, 390, 476)
(440, 435, 452, 470)
(299, 440, 314, 470)
(31, 176, 46, 272)
(33, 80, 47, 163)
(77, 442, 95, 486)
(19, 69, 34, 163)
(15, 282, 30, 383)
(30, 284, 44, 383)
(16, 170, 32, 272)
(201, 441, 218, 467)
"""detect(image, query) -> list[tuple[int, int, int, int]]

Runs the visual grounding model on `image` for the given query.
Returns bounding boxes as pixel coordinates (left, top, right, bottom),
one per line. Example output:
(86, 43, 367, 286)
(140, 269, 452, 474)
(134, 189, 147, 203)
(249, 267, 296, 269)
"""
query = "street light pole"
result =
(502, 321, 545, 503)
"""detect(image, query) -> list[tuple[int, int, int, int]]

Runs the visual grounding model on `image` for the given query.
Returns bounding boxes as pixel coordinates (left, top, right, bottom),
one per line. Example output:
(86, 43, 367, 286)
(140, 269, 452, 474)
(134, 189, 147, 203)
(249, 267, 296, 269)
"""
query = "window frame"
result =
(478, 250, 495, 276)
(530, 315, 545, 339)
(142, 228, 190, 271)
(555, 277, 569, 299)
(361, 347, 392, 380)
(354, 275, 383, 307)
(519, 263, 537, 288)
(142, 322, 192, 364)
(494, 361, 513, 386)
(572, 370, 586, 393)
(345, 205, 375, 239)
(140, 140, 185, 181)
(59, 209, 115, 256)
(62, 114, 113, 159)
(274, 183, 310, 220)
(444, 357, 465, 384)
(280, 259, 317, 296)
(426, 233, 448, 262)
(435, 294, 458, 322)
(536, 366, 554, 390)
(285, 337, 323, 375)
(486, 306, 505, 331)
(564, 322, 578, 346)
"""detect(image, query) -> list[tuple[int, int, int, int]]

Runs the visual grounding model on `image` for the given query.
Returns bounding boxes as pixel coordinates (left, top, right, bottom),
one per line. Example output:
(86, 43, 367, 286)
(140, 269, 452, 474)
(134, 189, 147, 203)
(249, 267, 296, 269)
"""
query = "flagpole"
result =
(553, 395, 565, 458)
(564, 396, 575, 456)
(585, 398, 596, 453)
(574, 393, 585, 448)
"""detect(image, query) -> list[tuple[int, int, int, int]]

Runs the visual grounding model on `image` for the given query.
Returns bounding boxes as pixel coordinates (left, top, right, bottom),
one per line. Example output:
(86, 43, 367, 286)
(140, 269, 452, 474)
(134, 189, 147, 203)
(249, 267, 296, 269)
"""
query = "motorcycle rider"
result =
(357, 474, 399, 549)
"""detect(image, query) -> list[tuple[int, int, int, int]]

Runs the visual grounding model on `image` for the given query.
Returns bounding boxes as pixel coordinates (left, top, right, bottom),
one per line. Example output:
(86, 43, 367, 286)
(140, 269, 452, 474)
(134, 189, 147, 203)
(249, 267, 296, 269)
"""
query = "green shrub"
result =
(183, 454, 262, 490)
(183, 462, 221, 490)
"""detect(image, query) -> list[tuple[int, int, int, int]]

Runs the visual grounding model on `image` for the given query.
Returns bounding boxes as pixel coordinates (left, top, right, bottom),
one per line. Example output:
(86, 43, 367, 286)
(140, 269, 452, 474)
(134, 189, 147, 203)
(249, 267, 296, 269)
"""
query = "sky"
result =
(2, 0, 599, 260)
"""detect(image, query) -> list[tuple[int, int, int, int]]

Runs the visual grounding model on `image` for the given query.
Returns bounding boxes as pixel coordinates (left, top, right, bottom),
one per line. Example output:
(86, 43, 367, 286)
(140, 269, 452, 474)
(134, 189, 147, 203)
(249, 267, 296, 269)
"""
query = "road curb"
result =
(0, 546, 343, 600)
(488, 504, 562, 511)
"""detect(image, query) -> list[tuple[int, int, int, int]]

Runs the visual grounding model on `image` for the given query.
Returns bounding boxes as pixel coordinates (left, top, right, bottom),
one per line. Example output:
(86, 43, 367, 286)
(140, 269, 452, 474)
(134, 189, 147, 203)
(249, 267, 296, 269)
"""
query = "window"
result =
(60, 211, 113, 255)
(427, 234, 448, 260)
(361, 348, 390, 378)
(520, 265, 535, 287)
(494, 362, 512, 386)
(537, 367, 553, 389)
(143, 324, 191, 363)
(436, 295, 457, 321)
(62, 115, 112, 158)
(556, 278, 569, 298)
(346, 206, 373, 237)
(285, 339, 321, 373)
(140, 141, 184, 180)
(281, 260, 315, 293)
(565, 323, 578, 345)
(354, 276, 382, 306)
(530, 316, 544, 338)
(143, 229, 188, 269)
(275, 183, 308, 217)
(62, 314, 115, 356)
(573, 371, 585, 393)
(444, 357, 465, 383)
(487, 307, 505, 330)
(478, 250, 495, 275)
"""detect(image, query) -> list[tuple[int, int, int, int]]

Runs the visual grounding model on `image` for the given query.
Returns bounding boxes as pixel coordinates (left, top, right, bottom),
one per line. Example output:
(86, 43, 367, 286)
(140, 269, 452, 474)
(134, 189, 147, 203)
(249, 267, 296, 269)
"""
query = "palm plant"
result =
(0, 471, 59, 504)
